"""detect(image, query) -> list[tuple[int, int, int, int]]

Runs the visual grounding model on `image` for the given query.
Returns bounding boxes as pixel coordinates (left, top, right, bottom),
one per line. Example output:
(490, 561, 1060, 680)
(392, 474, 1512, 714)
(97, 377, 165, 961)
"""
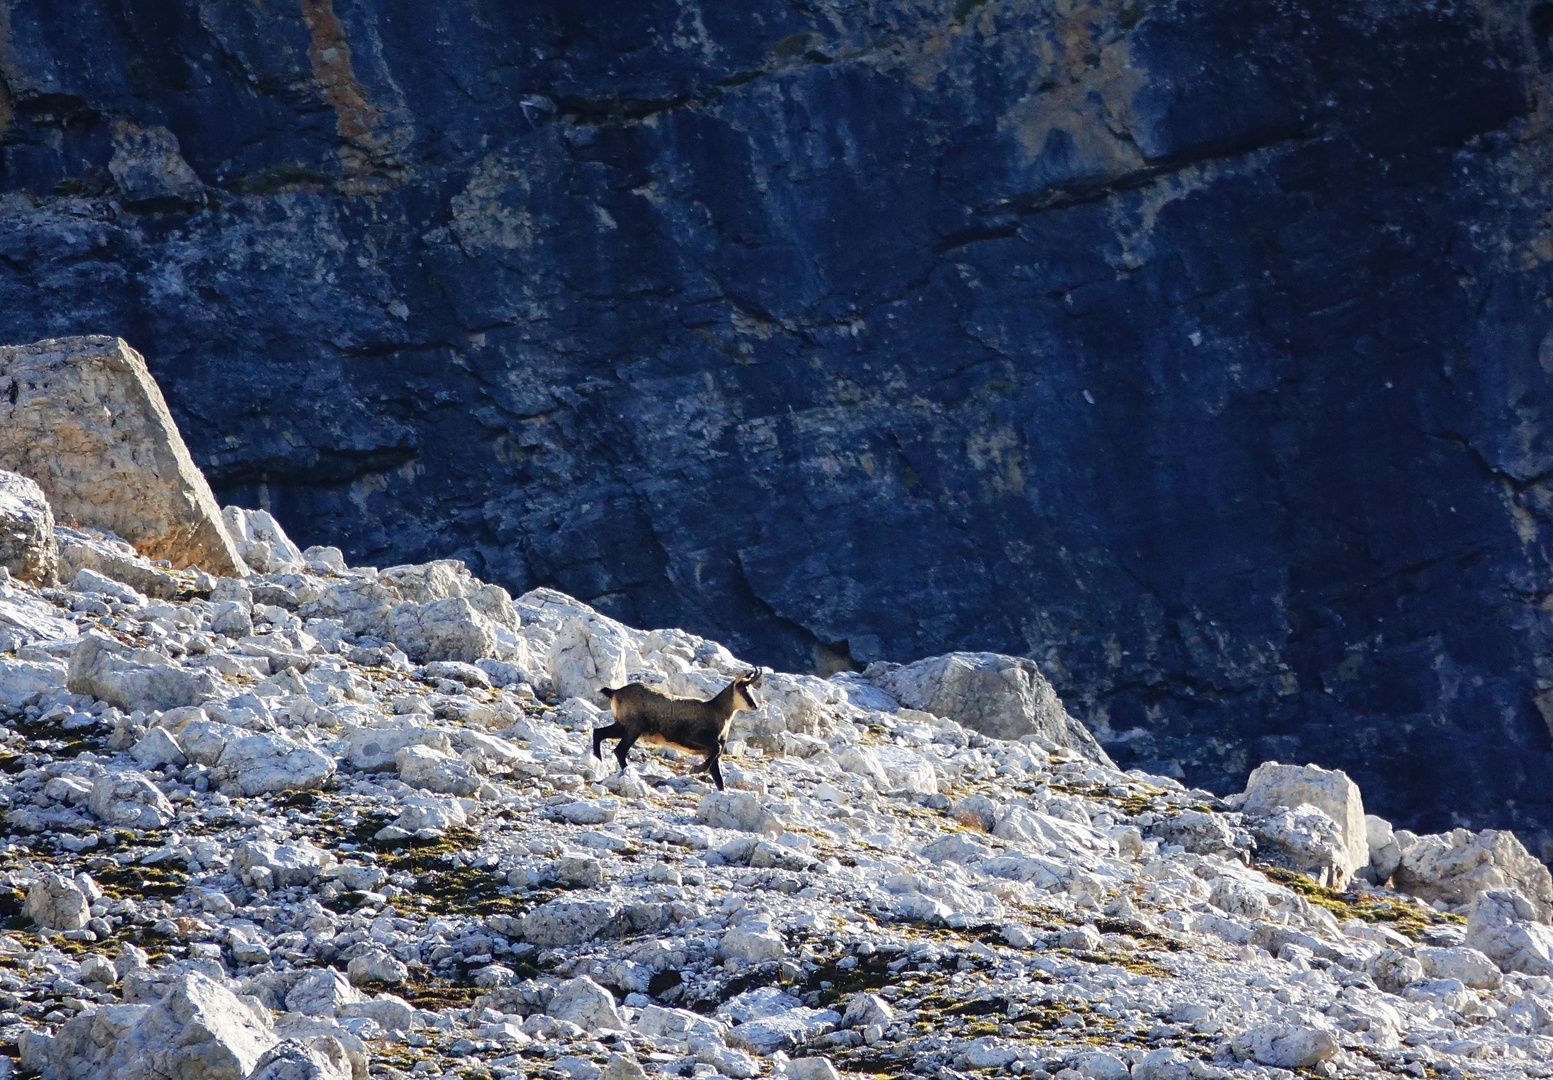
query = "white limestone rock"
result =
(23, 873, 91, 931)
(719, 920, 786, 962)
(222, 506, 305, 575)
(1464, 888, 1553, 976)
(129, 725, 186, 769)
(0, 336, 247, 576)
(0, 654, 68, 709)
(22, 971, 277, 1080)
(1415, 945, 1502, 989)
(88, 769, 175, 829)
(394, 743, 481, 796)
(520, 899, 624, 946)
(1250, 803, 1352, 887)
(696, 790, 783, 834)
(245, 1037, 354, 1080)
(232, 839, 335, 888)
(393, 796, 467, 834)
(547, 975, 625, 1032)
(57, 526, 182, 599)
(0, 469, 57, 585)
(343, 721, 450, 772)
(842, 993, 894, 1029)
(1392, 827, 1553, 920)
(1364, 814, 1403, 884)
(1228, 1022, 1339, 1068)
(389, 597, 502, 664)
(346, 950, 409, 986)
(68, 632, 219, 713)
(286, 969, 365, 1018)
(1240, 761, 1368, 882)
(867, 651, 1110, 763)
(220, 731, 335, 796)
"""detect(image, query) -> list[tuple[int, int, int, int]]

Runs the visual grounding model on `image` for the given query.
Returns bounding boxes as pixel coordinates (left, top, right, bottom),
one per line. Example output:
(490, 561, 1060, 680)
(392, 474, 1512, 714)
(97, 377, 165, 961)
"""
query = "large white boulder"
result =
(389, 597, 502, 664)
(1392, 828, 1553, 920)
(547, 976, 625, 1032)
(1229, 1023, 1339, 1069)
(245, 1037, 355, 1080)
(395, 743, 481, 796)
(21, 971, 277, 1080)
(1464, 889, 1553, 976)
(68, 633, 220, 713)
(1250, 803, 1352, 888)
(89, 770, 176, 829)
(1240, 762, 1367, 883)
(219, 731, 336, 796)
(23, 873, 91, 931)
(697, 791, 783, 834)
(719, 920, 786, 962)
(222, 506, 305, 575)
(232, 839, 335, 888)
(519, 898, 624, 947)
(867, 651, 1110, 763)
(0, 469, 57, 585)
(285, 969, 365, 1017)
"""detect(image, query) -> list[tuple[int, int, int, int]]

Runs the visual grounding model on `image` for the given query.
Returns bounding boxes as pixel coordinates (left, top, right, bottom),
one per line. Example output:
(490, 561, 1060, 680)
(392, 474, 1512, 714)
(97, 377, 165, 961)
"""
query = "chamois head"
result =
(731, 669, 763, 711)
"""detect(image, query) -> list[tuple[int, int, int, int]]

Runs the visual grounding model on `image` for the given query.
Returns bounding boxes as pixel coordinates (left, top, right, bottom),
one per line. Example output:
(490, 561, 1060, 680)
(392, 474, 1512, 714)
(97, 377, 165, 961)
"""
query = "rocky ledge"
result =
(0, 486, 1551, 1080)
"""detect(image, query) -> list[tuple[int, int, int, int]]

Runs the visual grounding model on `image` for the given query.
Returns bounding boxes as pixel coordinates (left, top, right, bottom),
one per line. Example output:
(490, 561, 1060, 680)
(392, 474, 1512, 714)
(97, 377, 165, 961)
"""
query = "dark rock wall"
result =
(2, 0, 1552, 850)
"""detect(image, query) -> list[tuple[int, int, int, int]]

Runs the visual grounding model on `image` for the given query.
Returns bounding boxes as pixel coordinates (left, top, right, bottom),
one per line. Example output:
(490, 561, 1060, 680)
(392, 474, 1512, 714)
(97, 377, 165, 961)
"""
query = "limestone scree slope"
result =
(1, 484, 1552, 1080)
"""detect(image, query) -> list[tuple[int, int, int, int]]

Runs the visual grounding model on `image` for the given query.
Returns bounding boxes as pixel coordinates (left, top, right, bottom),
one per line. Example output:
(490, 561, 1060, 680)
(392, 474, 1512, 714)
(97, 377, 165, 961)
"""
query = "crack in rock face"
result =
(0, 1, 1549, 856)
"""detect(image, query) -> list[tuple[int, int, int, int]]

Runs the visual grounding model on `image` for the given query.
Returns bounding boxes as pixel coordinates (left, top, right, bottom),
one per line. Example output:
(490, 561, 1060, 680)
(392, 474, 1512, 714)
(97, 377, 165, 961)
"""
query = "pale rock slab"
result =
(222, 506, 305, 574)
(129, 726, 186, 768)
(1364, 814, 1403, 884)
(520, 898, 625, 946)
(232, 840, 335, 887)
(1415, 945, 1502, 989)
(1228, 1022, 1339, 1068)
(867, 651, 1110, 763)
(1240, 761, 1368, 881)
(1250, 803, 1352, 887)
(719, 920, 786, 962)
(23, 972, 277, 1080)
(23, 873, 91, 931)
(696, 790, 783, 834)
(1392, 827, 1553, 920)
(343, 721, 450, 772)
(286, 968, 365, 1017)
(548, 975, 625, 1031)
(220, 731, 336, 796)
(68, 632, 219, 713)
(245, 1037, 354, 1080)
(0, 654, 68, 708)
(0, 470, 57, 585)
(389, 596, 501, 664)
(394, 796, 467, 833)
(0, 336, 245, 575)
(346, 950, 409, 986)
(395, 743, 481, 796)
(1464, 889, 1553, 976)
(56, 526, 181, 599)
(88, 769, 175, 829)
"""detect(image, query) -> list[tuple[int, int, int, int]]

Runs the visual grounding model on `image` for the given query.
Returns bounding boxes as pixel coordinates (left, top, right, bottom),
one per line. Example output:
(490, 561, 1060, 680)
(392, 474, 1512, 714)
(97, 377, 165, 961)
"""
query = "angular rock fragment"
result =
(88, 769, 176, 829)
(0, 336, 246, 575)
(1465, 889, 1553, 976)
(1240, 761, 1368, 882)
(1392, 827, 1553, 919)
(547, 975, 625, 1031)
(867, 651, 1110, 763)
(68, 633, 219, 713)
(22, 872, 91, 931)
(218, 731, 335, 796)
(0, 470, 57, 585)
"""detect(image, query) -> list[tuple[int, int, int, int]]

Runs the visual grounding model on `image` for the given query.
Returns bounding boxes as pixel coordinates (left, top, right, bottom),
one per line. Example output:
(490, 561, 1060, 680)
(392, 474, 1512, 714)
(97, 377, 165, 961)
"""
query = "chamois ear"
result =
(743, 669, 763, 687)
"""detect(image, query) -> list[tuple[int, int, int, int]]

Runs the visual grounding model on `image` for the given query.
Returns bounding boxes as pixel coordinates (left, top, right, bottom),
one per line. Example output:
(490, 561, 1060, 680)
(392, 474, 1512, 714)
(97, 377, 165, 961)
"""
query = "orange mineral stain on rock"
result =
(298, 0, 403, 181)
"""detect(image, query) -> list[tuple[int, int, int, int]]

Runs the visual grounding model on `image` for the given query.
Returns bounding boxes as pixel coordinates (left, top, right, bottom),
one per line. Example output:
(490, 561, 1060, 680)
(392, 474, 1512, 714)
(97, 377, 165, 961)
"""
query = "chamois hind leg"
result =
(592, 723, 625, 761)
(613, 730, 642, 773)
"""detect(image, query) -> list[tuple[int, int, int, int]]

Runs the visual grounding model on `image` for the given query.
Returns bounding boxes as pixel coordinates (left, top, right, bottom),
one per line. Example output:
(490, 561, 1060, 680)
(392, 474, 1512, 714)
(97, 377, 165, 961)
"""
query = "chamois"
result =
(591, 670, 763, 791)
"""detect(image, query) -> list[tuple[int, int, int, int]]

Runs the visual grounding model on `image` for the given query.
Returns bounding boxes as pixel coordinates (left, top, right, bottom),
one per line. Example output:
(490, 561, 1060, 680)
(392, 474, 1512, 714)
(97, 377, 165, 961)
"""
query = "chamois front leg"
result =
(592, 722, 625, 761)
(704, 749, 725, 792)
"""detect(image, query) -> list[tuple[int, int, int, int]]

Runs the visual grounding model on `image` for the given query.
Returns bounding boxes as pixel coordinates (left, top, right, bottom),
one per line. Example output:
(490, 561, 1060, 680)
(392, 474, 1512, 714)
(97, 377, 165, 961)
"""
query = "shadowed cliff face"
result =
(1, 0, 1552, 848)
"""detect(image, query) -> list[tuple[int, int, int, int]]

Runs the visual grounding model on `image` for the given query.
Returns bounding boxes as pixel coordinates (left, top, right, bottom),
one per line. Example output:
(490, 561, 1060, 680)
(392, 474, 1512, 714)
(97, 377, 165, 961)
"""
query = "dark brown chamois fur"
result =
(591, 670, 763, 791)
